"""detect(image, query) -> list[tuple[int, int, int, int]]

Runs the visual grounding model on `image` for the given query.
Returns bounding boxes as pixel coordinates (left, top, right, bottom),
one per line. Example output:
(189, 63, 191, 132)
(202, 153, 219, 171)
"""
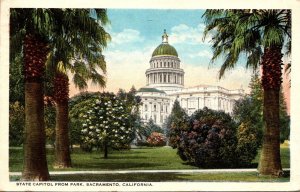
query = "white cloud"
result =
(188, 50, 213, 59)
(99, 45, 156, 93)
(170, 24, 211, 45)
(110, 29, 144, 46)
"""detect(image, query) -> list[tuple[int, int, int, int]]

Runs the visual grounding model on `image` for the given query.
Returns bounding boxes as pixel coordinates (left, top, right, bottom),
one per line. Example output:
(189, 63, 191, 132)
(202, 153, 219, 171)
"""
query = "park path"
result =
(9, 168, 290, 176)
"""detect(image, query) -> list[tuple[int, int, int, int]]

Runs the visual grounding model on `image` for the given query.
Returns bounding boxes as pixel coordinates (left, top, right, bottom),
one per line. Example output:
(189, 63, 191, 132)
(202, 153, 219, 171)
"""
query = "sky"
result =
(70, 9, 261, 96)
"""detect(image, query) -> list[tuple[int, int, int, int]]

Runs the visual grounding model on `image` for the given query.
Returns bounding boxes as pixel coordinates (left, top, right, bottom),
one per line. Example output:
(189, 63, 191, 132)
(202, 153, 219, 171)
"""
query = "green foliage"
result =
(202, 10, 291, 78)
(9, 56, 24, 105)
(140, 119, 164, 138)
(69, 92, 100, 150)
(116, 86, 142, 135)
(167, 100, 189, 148)
(79, 92, 135, 156)
(177, 107, 240, 168)
(279, 91, 290, 142)
(146, 132, 166, 147)
(44, 106, 56, 146)
(136, 119, 164, 146)
(233, 73, 290, 144)
(9, 102, 25, 146)
(236, 122, 261, 166)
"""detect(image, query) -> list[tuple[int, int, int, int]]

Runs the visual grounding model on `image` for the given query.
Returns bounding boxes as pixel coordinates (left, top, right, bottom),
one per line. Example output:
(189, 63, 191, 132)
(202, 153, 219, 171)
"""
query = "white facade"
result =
(136, 30, 244, 126)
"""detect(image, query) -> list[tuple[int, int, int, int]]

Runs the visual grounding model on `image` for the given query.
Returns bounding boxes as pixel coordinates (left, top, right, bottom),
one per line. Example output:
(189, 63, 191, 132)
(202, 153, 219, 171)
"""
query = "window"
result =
(166, 106, 168, 113)
(154, 115, 157, 123)
(160, 115, 163, 123)
(154, 104, 157, 111)
(145, 114, 148, 120)
(145, 104, 148, 111)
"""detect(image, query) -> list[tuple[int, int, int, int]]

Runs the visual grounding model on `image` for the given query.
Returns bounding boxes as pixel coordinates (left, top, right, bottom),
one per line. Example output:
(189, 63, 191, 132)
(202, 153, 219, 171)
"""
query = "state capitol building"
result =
(136, 30, 244, 126)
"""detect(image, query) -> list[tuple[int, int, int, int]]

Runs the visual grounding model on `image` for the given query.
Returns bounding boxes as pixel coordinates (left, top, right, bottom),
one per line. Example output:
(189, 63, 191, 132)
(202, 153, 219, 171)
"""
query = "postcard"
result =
(1, 0, 299, 191)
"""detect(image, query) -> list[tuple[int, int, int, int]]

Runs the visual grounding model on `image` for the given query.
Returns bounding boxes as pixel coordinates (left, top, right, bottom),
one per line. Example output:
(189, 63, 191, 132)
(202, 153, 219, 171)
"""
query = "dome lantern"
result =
(162, 29, 168, 43)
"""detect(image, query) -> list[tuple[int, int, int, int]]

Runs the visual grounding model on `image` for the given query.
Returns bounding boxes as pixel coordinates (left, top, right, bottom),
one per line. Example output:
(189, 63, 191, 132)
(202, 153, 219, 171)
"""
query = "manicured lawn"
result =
(9, 147, 197, 172)
(10, 172, 289, 182)
(9, 143, 290, 182)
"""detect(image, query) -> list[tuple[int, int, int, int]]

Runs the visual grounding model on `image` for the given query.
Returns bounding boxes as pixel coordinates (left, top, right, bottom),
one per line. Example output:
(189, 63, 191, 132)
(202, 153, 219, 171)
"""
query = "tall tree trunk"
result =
(22, 34, 50, 181)
(259, 46, 283, 176)
(53, 73, 72, 168)
(104, 142, 108, 159)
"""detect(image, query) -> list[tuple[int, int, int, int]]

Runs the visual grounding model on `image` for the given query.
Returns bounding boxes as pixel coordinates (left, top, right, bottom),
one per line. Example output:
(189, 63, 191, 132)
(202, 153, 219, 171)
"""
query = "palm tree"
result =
(47, 9, 110, 168)
(10, 8, 110, 179)
(202, 9, 291, 176)
(10, 8, 53, 181)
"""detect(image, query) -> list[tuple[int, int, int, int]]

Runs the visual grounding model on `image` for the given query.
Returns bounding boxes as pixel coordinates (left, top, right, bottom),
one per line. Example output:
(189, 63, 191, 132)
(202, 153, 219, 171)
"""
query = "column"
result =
(147, 75, 149, 85)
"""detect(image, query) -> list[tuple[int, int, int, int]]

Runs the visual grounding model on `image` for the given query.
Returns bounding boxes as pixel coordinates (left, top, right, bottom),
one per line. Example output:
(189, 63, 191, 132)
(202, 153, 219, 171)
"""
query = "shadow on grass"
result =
(50, 173, 191, 182)
(72, 162, 164, 170)
(93, 155, 148, 160)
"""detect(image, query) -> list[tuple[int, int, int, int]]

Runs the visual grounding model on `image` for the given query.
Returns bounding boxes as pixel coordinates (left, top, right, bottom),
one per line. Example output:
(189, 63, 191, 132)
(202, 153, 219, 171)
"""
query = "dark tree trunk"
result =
(53, 73, 72, 168)
(22, 34, 50, 181)
(259, 46, 283, 176)
(259, 89, 282, 176)
(104, 142, 108, 159)
(53, 101, 72, 168)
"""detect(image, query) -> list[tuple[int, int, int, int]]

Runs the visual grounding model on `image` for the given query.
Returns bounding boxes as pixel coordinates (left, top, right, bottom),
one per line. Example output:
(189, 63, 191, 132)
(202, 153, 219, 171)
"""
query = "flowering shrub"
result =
(79, 92, 135, 158)
(147, 132, 166, 147)
(177, 107, 239, 168)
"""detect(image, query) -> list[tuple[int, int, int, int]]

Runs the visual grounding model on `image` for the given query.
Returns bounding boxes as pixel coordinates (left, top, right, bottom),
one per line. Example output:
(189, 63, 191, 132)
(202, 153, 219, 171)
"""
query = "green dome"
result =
(138, 87, 166, 94)
(152, 43, 178, 57)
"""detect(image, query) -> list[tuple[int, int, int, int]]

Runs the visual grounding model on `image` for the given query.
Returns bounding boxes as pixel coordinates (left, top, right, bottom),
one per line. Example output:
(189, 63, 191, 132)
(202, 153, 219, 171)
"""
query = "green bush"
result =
(9, 102, 25, 146)
(236, 121, 260, 166)
(167, 100, 189, 148)
(177, 107, 238, 168)
(177, 107, 260, 168)
(136, 119, 164, 145)
(45, 105, 56, 146)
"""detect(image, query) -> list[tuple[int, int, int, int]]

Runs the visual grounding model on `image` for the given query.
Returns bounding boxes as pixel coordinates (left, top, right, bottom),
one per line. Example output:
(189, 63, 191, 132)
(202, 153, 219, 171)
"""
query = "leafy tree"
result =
(167, 100, 189, 148)
(116, 86, 142, 144)
(236, 122, 261, 167)
(80, 92, 135, 158)
(203, 9, 291, 176)
(233, 73, 264, 146)
(69, 92, 100, 151)
(9, 102, 25, 146)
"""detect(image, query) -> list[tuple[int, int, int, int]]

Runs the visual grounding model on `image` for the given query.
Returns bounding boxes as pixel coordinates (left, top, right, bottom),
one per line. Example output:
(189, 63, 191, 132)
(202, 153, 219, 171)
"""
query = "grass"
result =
(9, 143, 290, 182)
(9, 147, 197, 172)
(10, 172, 290, 182)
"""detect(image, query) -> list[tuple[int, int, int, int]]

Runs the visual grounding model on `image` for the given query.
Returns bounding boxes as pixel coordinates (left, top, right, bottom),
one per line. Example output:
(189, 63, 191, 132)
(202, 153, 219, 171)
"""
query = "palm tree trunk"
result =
(53, 73, 72, 168)
(259, 46, 283, 176)
(22, 34, 50, 181)
(54, 101, 72, 168)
